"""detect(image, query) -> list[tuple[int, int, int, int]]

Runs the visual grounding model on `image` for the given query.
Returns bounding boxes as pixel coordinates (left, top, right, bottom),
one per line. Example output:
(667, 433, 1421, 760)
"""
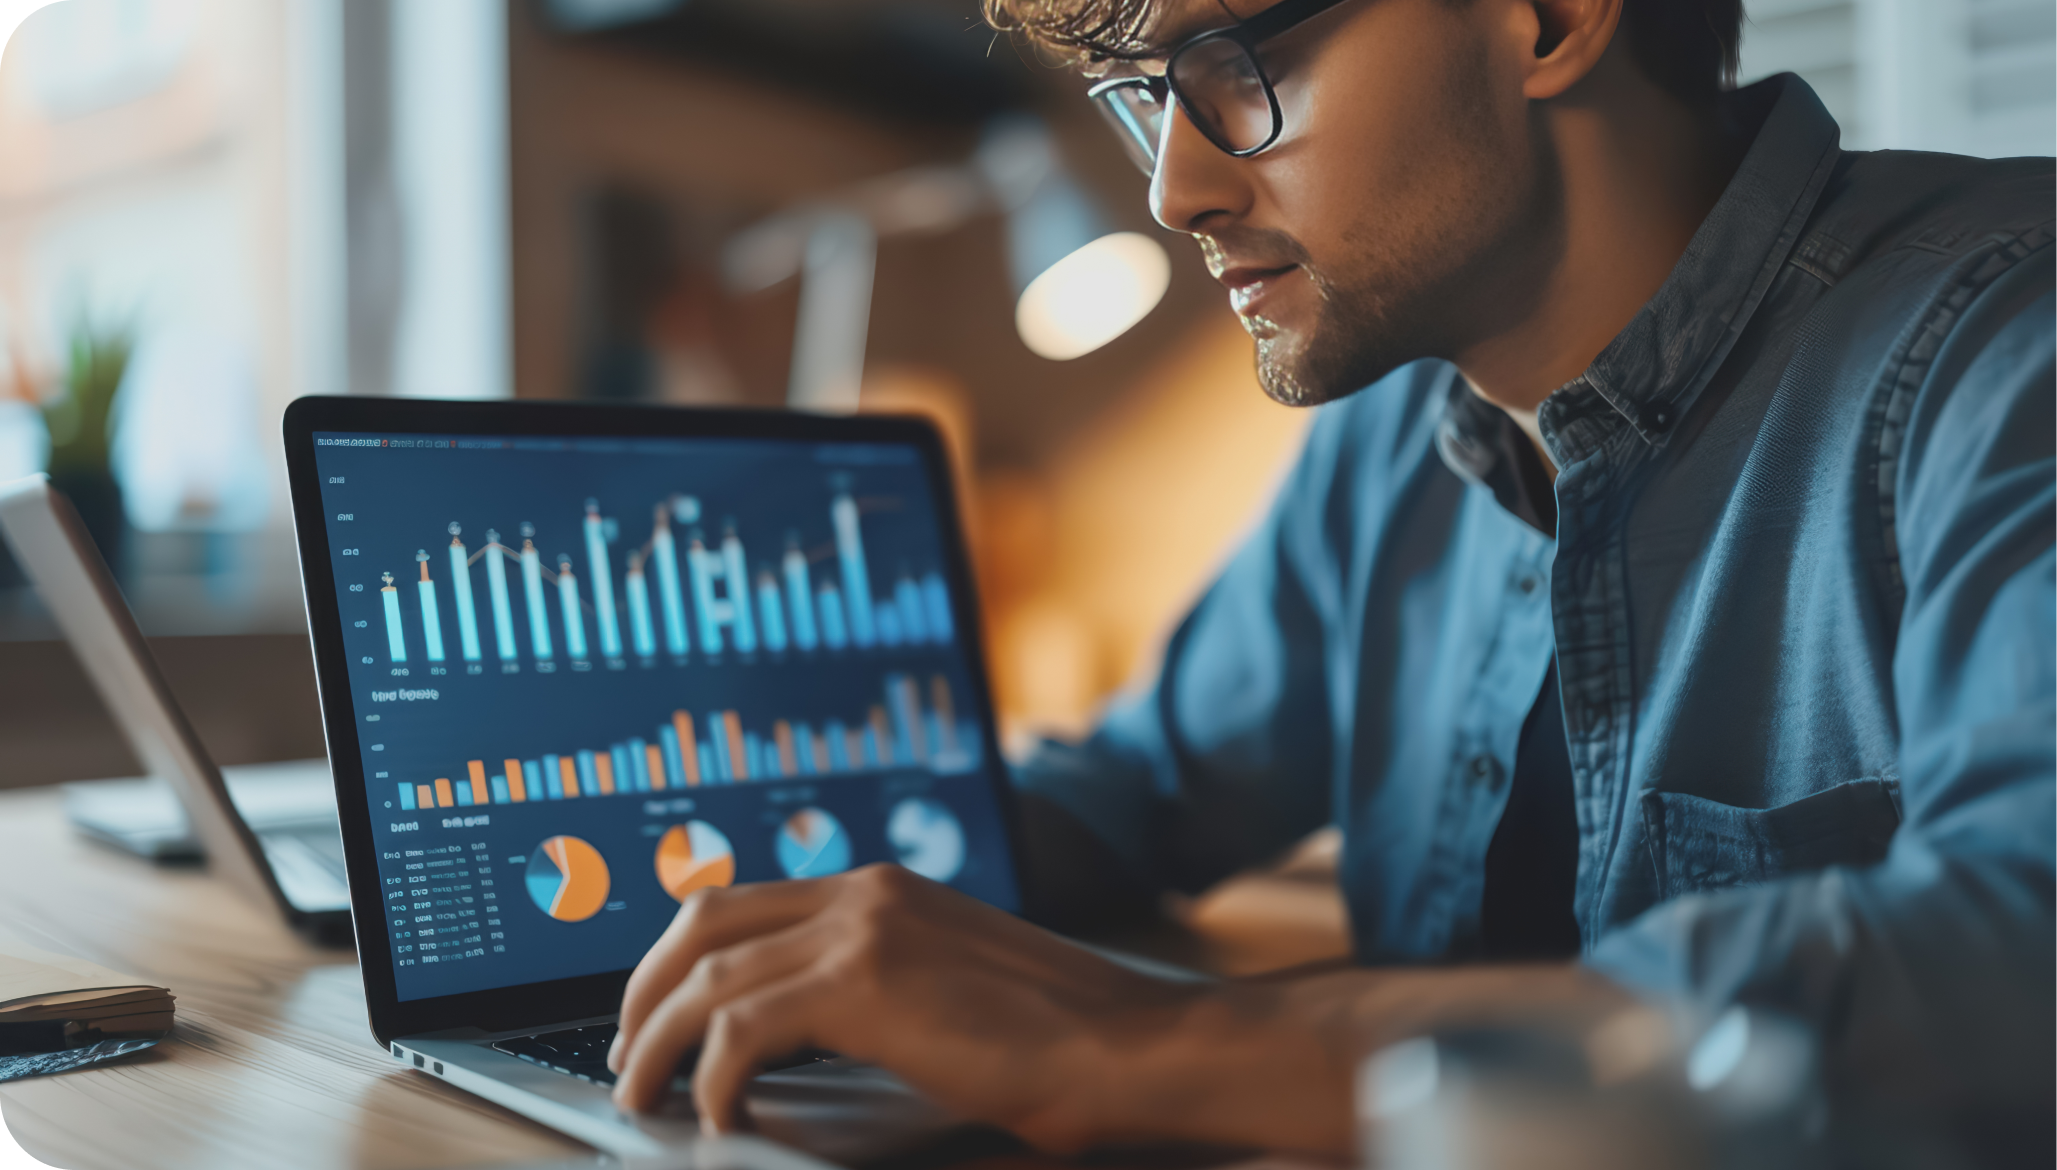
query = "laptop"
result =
(0, 475, 354, 944)
(280, 396, 1027, 1163)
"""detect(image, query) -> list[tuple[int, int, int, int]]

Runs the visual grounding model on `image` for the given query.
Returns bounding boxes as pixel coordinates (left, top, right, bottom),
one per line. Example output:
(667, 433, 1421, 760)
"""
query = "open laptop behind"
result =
(282, 396, 1025, 1163)
(0, 475, 354, 943)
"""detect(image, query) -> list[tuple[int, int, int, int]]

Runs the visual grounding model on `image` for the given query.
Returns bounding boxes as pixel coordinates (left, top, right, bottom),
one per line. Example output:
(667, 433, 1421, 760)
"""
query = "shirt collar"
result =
(1534, 74, 1845, 466)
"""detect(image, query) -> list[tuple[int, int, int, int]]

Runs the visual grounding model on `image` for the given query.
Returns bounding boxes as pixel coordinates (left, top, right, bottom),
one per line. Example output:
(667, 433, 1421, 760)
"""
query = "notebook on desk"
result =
(281, 396, 1025, 1165)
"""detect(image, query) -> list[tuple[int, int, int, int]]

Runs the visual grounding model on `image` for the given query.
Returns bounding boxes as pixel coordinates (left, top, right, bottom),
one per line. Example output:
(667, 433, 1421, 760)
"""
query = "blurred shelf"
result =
(0, 527, 308, 641)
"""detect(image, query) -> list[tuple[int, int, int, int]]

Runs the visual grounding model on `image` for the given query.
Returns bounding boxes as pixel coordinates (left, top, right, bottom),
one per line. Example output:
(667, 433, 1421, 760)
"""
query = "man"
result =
(606, 0, 2054, 1156)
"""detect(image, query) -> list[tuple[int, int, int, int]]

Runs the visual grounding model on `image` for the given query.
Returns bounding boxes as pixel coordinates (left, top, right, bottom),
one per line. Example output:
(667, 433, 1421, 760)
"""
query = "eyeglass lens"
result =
(1094, 83, 1169, 174)
(1169, 36, 1276, 153)
(1092, 36, 1279, 175)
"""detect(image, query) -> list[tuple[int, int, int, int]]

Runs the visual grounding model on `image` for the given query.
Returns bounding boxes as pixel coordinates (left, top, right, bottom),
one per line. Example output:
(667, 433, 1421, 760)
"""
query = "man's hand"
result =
(608, 863, 1349, 1150)
(607, 862, 1628, 1153)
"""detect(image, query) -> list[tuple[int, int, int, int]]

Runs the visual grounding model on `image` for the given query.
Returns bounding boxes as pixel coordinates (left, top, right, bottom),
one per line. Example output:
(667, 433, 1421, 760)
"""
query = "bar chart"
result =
(373, 485, 955, 668)
(390, 672, 980, 813)
(318, 430, 1022, 1002)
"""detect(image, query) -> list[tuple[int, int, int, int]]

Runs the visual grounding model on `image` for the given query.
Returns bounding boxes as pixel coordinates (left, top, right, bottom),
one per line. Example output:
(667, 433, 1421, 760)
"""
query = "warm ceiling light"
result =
(1014, 231, 1170, 361)
(0, 0, 63, 59)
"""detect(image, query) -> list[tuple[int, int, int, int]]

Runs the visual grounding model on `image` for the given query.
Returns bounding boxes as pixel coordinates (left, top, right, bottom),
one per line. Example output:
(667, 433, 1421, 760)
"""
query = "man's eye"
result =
(1205, 56, 1261, 91)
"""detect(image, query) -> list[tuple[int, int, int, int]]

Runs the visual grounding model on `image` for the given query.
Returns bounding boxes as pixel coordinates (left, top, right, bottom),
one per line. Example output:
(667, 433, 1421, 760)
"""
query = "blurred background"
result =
(0, 0, 2050, 793)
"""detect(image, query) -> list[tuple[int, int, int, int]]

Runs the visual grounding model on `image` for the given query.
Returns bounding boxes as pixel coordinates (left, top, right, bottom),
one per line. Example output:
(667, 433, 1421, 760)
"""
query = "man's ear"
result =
(1520, 0, 1625, 100)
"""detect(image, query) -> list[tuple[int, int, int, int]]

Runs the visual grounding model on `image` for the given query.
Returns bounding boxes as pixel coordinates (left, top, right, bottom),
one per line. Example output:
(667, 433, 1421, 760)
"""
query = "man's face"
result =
(1138, 0, 1555, 405)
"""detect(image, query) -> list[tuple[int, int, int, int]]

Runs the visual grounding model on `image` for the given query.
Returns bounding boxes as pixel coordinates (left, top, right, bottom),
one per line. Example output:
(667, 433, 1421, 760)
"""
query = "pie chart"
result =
(525, 835, 610, 922)
(655, 821, 736, 901)
(887, 798, 965, 883)
(775, 808, 851, 879)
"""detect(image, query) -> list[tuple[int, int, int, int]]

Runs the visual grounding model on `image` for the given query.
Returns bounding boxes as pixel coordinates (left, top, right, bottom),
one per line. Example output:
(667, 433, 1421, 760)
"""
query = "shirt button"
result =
(1644, 405, 1673, 432)
(1517, 574, 1540, 594)
(1469, 755, 1494, 780)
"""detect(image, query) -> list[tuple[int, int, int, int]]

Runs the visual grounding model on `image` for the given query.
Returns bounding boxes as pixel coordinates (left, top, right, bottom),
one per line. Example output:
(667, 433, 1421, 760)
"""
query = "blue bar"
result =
(543, 754, 564, 799)
(398, 782, 416, 810)
(490, 774, 510, 804)
(708, 716, 734, 783)
(794, 724, 817, 775)
(556, 559, 588, 660)
(381, 580, 408, 662)
(697, 742, 719, 786)
(628, 737, 652, 791)
(722, 528, 758, 653)
(757, 573, 789, 652)
(627, 561, 657, 658)
(689, 535, 724, 653)
(832, 491, 877, 647)
(456, 782, 475, 807)
(875, 602, 904, 647)
(921, 571, 953, 642)
(826, 720, 850, 772)
(817, 584, 849, 650)
(584, 502, 623, 658)
(523, 760, 542, 801)
(862, 724, 882, 768)
(660, 724, 686, 788)
(895, 576, 928, 644)
(484, 532, 519, 661)
(783, 547, 818, 651)
(417, 563, 446, 662)
(886, 673, 920, 764)
(521, 540, 554, 660)
(449, 534, 483, 662)
(744, 733, 764, 780)
(576, 750, 599, 796)
(611, 744, 634, 794)
(653, 518, 690, 657)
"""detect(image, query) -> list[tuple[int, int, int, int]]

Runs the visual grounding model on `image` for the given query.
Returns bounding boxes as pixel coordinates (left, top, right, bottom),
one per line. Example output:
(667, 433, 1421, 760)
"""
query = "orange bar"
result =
(845, 726, 866, 771)
(594, 752, 616, 796)
(723, 711, 748, 781)
(810, 734, 831, 775)
(416, 784, 435, 809)
(466, 760, 490, 806)
(869, 706, 893, 766)
(645, 743, 666, 792)
(930, 676, 958, 756)
(773, 720, 798, 776)
(433, 778, 455, 808)
(674, 711, 701, 787)
(558, 756, 580, 799)
(504, 758, 526, 802)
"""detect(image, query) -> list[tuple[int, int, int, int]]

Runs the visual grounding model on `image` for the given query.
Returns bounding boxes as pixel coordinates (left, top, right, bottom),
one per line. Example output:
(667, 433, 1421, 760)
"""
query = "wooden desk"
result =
(0, 786, 586, 1170)
(0, 786, 1350, 1170)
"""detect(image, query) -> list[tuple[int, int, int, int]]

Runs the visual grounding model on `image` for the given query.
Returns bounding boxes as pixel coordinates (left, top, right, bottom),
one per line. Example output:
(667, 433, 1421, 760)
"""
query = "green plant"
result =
(43, 317, 133, 478)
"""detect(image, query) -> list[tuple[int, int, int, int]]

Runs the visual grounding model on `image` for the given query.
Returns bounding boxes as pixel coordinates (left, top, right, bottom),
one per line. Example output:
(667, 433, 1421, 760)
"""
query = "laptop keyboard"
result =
(491, 1023, 834, 1089)
(494, 1024, 624, 1085)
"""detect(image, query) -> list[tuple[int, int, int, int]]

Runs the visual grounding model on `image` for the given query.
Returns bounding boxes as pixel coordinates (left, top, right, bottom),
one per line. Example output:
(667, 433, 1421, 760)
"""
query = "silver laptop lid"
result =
(0, 474, 291, 917)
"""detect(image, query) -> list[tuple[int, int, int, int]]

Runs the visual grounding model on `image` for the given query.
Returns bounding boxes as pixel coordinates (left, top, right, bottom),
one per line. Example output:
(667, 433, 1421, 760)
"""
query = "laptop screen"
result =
(308, 430, 1018, 1003)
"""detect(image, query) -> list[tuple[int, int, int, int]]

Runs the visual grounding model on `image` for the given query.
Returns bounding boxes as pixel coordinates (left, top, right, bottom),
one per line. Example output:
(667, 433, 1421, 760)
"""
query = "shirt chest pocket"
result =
(1640, 778, 1903, 899)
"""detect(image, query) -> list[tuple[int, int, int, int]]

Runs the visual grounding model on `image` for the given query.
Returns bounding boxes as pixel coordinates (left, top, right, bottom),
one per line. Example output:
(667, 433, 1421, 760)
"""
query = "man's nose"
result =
(1150, 102, 1252, 233)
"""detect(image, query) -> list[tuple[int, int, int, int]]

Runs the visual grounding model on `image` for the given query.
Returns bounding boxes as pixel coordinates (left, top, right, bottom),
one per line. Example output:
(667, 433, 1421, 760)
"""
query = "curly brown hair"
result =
(984, 0, 1743, 103)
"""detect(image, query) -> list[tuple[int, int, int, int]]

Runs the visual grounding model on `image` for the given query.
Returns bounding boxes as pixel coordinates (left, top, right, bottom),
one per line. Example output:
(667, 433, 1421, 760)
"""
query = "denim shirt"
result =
(1014, 75, 2054, 1128)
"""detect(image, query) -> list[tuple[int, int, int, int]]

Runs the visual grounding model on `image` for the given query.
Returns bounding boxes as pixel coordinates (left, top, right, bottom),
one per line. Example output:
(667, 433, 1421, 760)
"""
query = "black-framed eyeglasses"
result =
(1086, 0, 1356, 175)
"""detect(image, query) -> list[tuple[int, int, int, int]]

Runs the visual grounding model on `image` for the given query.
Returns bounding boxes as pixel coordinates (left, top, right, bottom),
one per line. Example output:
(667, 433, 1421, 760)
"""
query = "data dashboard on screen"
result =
(310, 431, 1016, 1002)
